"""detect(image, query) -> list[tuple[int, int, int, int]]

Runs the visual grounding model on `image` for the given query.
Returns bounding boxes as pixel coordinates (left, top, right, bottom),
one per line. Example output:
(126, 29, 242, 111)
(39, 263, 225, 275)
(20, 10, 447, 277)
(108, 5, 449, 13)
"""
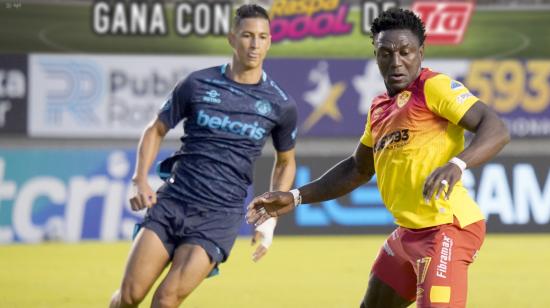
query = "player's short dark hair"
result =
(233, 4, 270, 28)
(370, 8, 427, 46)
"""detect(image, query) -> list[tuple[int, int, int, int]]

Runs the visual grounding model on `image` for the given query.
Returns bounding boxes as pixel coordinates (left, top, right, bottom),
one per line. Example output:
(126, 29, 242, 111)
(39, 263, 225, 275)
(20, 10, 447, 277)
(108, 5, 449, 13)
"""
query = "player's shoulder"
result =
(186, 65, 222, 82)
(264, 74, 295, 105)
(421, 69, 466, 93)
(370, 92, 390, 110)
(175, 65, 223, 92)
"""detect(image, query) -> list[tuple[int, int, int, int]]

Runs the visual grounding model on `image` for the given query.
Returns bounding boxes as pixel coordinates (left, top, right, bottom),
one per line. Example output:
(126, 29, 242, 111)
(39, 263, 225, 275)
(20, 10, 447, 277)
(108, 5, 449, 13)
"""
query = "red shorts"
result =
(371, 217, 485, 308)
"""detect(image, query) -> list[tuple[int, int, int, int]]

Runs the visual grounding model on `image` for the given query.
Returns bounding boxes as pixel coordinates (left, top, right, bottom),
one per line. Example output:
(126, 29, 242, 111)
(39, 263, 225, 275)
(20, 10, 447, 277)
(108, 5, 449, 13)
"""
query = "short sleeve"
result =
(360, 108, 374, 147)
(271, 97, 298, 152)
(157, 77, 192, 129)
(424, 74, 479, 125)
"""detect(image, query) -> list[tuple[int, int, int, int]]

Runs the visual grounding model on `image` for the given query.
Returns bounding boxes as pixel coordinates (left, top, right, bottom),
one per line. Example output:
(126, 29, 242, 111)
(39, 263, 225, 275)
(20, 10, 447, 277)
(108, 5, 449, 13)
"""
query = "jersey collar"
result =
(221, 63, 267, 84)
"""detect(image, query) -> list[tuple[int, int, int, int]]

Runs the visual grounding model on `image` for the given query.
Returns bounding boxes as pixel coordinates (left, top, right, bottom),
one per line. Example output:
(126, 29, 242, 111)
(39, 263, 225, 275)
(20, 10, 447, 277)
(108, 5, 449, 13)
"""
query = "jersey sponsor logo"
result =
(450, 80, 464, 90)
(373, 129, 409, 153)
(412, 1, 474, 45)
(456, 91, 473, 104)
(371, 107, 383, 121)
(436, 234, 453, 278)
(397, 90, 411, 108)
(202, 89, 221, 104)
(197, 109, 266, 140)
(255, 99, 272, 116)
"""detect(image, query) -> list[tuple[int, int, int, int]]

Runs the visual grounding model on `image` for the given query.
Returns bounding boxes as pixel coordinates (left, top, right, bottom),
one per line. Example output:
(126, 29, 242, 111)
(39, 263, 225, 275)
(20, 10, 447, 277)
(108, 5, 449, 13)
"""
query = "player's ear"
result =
(228, 29, 236, 48)
(419, 44, 424, 61)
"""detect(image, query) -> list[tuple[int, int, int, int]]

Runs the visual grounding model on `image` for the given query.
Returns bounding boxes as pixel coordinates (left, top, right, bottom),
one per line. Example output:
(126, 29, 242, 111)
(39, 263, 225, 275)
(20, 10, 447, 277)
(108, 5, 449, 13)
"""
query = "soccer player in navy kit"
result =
(109, 5, 298, 308)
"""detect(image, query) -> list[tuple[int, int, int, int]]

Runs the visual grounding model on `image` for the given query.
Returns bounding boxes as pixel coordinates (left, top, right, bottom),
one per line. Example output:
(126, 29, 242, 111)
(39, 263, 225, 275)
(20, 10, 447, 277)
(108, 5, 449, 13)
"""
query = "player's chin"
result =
(242, 58, 262, 69)
(388, 81, 409, 94)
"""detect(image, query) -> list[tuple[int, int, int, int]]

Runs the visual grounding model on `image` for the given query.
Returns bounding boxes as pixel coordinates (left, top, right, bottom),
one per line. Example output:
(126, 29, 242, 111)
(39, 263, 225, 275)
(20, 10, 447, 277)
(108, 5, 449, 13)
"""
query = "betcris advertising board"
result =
(1, 150, 548, 244)
(0, 149, 254, 244)
(0, 150, 160, 243)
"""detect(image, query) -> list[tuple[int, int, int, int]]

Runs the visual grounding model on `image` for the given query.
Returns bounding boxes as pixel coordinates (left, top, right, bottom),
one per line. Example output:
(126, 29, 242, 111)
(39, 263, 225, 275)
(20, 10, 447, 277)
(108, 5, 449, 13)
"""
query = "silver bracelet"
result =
(289, 189, 302, 207)
(449, 157, 467, 173)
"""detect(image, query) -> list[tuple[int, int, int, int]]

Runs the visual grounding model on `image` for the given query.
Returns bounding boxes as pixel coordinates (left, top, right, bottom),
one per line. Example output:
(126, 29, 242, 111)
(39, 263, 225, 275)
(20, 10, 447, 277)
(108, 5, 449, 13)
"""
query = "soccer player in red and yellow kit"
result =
(246, 8, 510, 308)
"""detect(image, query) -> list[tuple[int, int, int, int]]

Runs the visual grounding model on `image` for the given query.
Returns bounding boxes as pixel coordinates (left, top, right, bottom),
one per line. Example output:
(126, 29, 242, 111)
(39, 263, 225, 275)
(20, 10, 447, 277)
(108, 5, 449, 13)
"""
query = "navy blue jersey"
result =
(157, 64, 297, 213)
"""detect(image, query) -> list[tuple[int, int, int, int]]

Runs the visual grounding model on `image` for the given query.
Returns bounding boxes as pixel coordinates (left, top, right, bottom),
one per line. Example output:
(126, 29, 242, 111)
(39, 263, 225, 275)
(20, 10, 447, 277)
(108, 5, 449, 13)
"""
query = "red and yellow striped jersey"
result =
(360, 68, 484, 229)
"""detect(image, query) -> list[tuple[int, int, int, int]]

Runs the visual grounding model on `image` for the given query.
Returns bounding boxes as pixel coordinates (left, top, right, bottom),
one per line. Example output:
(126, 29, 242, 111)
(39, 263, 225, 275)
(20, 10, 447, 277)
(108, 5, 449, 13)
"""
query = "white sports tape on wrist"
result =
(289, 188, 302, 207)
(255, 217, 276, 248)
(449, 157, 467, 172)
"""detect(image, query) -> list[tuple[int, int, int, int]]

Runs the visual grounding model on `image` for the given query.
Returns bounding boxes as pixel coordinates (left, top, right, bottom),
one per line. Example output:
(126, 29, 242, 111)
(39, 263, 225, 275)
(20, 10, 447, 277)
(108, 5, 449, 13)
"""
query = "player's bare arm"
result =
(423, 101, 510, 201)
(129, 117, 169, 211)
(251, 148, 296, 262)
(247, 143, 375, 226)
(269, 148, 296, 192)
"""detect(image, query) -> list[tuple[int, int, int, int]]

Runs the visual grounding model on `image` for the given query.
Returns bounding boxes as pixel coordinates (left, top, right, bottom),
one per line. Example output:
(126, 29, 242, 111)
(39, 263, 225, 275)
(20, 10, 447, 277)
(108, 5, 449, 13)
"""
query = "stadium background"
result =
(0, 0, 549, 307)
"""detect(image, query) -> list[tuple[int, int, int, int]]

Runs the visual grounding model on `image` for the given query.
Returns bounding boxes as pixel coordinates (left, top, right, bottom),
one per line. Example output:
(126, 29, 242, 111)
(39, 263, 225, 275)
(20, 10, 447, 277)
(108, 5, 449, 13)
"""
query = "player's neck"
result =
(227, 61, 263, 85)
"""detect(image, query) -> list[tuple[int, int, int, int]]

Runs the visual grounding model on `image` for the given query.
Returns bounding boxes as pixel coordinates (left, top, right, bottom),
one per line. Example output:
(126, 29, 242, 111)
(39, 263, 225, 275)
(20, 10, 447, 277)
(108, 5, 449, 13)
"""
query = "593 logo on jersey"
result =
(374, 129, 410, 153)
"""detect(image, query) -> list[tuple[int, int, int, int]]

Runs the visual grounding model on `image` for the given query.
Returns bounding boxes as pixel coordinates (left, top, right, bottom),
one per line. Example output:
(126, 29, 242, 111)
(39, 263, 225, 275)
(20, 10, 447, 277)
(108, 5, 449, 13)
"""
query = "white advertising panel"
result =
(29, 54, 229, 138)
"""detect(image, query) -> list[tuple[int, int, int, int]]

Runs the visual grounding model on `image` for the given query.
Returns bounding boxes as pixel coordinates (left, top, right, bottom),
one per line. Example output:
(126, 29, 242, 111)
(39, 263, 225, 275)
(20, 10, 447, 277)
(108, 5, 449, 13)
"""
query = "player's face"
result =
(374, 29, 424, 96)
(229, 18, 271, 70)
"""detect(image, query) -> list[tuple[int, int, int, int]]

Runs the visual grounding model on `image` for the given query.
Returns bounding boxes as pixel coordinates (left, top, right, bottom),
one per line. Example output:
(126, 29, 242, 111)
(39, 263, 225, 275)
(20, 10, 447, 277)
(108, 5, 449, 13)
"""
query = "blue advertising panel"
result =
(0, 149, 254, 244)
(252, 155, 550, 235)
(1, 150, 548, 243)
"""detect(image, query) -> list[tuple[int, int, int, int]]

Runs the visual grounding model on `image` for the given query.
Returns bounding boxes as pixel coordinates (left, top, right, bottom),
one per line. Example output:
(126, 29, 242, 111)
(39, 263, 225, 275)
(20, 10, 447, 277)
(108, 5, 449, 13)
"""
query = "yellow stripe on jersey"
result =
(359, 69, 485, 229)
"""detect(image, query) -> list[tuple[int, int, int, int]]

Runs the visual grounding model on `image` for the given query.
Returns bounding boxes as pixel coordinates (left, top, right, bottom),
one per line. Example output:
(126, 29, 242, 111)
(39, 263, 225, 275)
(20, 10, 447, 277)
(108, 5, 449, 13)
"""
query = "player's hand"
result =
(129, 180, 157, 211)
(251, 217, 276, 262)
(246, 191, 294, 226)
(423, 162, 463, 203)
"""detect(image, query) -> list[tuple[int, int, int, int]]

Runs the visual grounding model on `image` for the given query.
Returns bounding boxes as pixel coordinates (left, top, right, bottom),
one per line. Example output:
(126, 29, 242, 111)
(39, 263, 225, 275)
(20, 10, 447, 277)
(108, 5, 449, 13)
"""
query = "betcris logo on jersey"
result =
(197, 110, 266, 140)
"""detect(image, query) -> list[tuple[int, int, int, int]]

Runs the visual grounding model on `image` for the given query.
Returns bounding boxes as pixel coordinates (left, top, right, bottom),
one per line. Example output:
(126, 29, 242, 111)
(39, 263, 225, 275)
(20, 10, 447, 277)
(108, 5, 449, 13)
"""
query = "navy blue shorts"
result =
(139, 195, 244, 266)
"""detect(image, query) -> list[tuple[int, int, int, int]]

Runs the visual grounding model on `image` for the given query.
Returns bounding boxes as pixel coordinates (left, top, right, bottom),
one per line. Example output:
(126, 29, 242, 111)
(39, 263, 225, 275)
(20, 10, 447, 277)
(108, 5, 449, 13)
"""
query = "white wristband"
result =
(449, 157, 467, 173)
(289, 189, 302, 208)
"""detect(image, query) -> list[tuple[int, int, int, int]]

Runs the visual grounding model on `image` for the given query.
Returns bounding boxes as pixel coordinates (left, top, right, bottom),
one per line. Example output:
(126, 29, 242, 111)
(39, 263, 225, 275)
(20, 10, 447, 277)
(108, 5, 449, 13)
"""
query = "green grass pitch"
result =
(1, 234, 549, 307)
(0, 3, 549, 58)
